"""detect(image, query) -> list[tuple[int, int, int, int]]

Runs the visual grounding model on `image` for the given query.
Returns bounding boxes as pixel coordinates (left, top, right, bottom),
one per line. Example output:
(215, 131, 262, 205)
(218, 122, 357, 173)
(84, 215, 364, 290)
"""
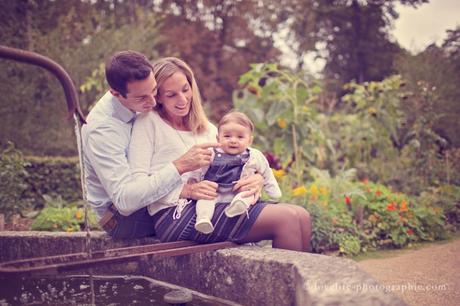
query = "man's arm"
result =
(85, 124, 182, 216)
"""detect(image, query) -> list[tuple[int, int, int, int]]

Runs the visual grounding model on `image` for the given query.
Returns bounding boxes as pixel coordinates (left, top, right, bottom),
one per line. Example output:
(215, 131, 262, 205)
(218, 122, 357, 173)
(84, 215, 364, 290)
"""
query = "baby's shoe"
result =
(224, 200, 248, 218)
(195, 218, 214, 234)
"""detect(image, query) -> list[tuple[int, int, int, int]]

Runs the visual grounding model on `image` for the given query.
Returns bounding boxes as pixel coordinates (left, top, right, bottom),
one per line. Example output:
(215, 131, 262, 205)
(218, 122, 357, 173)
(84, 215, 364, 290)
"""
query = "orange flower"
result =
(345, 196, 351, 206)
(375, 190, 382, 197)
(319, 187, 329, 196)
(247, 85, 261, 97)
(310, 184, 319, 197)
(75, 210, 83, 220)
(368, 107, 377, 115)
(362, 178, 369, 184)
(272, 169, 287, 180)
(386, 202, 397, 211)
(277, 118, 287, 129)
(399, 200, 408, 212)
(292, 186, 308, 197)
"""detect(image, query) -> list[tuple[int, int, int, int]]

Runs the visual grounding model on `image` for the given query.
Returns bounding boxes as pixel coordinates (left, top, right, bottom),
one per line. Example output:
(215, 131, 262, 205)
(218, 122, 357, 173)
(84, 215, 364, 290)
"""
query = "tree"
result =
(280, 0, 427, 93)
(396, 27, 460, 147)
(0, 0, 162, 155)
(152, 0, 281, 120)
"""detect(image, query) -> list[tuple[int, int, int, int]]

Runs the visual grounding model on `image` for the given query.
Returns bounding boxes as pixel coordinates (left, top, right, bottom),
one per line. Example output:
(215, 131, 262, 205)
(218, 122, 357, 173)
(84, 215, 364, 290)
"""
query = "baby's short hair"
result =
(218, 111, 254, 133)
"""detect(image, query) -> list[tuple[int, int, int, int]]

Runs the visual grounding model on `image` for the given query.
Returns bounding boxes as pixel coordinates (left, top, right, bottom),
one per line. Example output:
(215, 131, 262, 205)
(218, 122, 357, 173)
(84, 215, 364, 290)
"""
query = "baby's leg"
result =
(225, 193, 254, 217)
(195, 199, 216, 234)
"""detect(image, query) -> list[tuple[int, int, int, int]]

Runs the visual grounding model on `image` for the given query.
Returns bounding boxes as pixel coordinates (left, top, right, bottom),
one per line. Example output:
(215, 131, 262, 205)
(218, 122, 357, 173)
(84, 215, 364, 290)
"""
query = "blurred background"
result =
(1, 0, 458, 156)
(1, 1, 459, 250)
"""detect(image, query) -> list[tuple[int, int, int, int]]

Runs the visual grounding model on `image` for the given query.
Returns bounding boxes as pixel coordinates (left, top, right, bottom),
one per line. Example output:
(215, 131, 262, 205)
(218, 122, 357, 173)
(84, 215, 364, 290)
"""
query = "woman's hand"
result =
(181, 180, 218, 200)
(173, 143, 220, 174)
(233, 173, 264, 204)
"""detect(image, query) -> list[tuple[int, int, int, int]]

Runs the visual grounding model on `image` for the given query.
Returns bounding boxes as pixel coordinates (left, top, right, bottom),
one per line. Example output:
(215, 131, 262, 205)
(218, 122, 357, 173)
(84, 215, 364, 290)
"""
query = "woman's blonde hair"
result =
(218, 111, 254, 133)
(152, 57, 208, 134)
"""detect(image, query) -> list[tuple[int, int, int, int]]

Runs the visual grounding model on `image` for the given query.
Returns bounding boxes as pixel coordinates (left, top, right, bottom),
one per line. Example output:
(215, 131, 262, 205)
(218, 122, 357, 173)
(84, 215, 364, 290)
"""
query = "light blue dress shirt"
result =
(81, 91, 182, 218)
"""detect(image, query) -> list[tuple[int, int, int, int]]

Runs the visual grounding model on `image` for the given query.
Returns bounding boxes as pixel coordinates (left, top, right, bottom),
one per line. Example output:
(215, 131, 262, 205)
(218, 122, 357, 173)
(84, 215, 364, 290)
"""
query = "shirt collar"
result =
(111, 93, 136, 123)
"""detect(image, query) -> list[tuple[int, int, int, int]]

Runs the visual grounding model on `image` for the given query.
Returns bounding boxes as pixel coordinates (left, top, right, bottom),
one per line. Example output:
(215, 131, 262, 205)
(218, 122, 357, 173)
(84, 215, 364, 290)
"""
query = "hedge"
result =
(23, 156, 82, 208)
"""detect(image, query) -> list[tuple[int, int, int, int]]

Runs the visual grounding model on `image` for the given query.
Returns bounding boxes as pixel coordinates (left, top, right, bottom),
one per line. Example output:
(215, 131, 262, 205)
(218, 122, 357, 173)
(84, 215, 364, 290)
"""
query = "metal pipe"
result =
(0, 45, 86, 124)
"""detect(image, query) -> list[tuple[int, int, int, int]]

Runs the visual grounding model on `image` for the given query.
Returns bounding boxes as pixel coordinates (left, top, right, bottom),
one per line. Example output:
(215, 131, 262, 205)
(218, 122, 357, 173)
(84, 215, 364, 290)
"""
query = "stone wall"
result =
(0, 231, 406, 306)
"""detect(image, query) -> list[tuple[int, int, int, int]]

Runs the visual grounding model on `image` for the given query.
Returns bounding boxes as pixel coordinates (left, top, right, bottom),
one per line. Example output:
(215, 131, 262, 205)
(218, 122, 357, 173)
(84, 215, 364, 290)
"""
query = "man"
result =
(82, 50, 216, 238)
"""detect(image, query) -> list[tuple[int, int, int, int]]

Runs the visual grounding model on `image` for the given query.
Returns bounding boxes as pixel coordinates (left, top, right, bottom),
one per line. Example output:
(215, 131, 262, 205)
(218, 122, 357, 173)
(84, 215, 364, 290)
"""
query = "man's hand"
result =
(233, 173, 264, 204)
(181, 180, 218, 200)
(173, 143, 220, 174)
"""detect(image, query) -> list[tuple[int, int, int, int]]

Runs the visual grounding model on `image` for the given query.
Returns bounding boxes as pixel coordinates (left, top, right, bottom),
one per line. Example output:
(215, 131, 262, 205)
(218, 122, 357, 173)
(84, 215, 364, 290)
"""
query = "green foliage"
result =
(234, 64, 454, 255)
(31, 195, 99, 232)
(0, 142, 34, 218)
(418, 184, 460, 232)
(396, 28, 460, 148)
(234, 63, 322, 186)
(336, 234, 362, 256)
(0, 1, 162, 156)
(340, 76, 450, 193)
(286, 177, 446, 255)
(0, 145, 97, 232)
(23, 156, 81, 208)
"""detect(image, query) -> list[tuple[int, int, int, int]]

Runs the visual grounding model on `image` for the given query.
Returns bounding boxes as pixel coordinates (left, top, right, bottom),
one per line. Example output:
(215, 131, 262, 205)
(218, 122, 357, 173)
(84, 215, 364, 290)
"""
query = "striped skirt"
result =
(153, 201, 267, 244)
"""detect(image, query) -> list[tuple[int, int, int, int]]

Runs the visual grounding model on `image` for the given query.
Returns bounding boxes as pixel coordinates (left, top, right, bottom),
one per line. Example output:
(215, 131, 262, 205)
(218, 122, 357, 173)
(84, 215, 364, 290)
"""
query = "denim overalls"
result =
(203, 149, 250, 201)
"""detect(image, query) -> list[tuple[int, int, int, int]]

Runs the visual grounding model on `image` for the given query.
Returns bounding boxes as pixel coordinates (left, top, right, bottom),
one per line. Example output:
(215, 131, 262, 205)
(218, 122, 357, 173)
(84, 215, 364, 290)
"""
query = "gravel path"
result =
(356, 238, 460, 306)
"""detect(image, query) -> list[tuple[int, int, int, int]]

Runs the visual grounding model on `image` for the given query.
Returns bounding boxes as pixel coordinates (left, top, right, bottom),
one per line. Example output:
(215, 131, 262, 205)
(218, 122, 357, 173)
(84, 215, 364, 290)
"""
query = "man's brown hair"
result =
(105, 50, 153, 98)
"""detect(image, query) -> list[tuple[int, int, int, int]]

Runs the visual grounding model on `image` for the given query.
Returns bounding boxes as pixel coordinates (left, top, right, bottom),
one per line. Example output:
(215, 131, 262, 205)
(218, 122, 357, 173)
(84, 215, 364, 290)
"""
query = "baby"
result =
(193, 111, 282, 234)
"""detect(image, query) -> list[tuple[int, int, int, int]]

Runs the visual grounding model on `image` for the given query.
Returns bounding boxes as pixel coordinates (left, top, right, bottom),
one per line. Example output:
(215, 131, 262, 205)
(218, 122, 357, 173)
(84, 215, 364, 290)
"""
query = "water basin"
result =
(0, 275, 237, 306)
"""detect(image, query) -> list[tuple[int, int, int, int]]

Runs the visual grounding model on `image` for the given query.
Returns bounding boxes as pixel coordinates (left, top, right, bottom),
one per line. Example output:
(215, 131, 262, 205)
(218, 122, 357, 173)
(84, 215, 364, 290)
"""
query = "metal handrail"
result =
(0, 45, 86, 124)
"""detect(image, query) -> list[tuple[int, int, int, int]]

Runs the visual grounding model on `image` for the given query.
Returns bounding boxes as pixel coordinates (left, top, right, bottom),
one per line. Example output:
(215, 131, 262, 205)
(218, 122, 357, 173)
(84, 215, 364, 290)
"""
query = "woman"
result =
(129, 57, 311, 251)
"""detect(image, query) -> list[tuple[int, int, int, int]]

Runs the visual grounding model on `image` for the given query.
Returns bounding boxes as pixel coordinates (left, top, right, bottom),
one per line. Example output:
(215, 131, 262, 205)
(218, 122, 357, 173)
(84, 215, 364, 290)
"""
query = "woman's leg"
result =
(240, 203, 312, 252)
(284, 204, 312, 252)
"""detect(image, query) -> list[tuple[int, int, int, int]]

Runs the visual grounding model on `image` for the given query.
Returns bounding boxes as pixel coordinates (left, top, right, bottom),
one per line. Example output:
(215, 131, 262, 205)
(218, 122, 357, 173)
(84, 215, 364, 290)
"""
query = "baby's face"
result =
(217, 122, 253, 155)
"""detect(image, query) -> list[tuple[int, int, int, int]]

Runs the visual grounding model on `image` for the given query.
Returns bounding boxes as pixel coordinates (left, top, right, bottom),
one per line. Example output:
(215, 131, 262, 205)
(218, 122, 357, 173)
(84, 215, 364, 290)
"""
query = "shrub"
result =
(23, 155, 81, 207)
(31, 195, 99, 232)
(281, 171, 447, 255)
(418, 184, 460, 232)
(0, 142, 34, 218)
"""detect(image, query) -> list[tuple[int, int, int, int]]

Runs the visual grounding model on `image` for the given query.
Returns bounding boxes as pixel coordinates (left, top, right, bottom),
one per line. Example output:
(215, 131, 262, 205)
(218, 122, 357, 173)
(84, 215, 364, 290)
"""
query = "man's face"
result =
(111, 71, 157, 113)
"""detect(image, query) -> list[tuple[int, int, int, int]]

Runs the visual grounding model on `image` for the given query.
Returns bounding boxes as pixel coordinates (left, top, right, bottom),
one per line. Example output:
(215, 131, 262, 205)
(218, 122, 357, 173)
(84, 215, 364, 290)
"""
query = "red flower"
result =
(386, 202, 397, 211)
(407, 228, 414, 235)
(345, 196, 351, 206)
(375, 190, 382, 197)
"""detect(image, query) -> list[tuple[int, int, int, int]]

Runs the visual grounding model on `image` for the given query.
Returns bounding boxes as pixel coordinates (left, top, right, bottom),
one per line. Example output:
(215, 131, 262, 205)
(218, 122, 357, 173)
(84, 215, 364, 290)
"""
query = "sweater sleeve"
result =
(252, 149, 282, 199)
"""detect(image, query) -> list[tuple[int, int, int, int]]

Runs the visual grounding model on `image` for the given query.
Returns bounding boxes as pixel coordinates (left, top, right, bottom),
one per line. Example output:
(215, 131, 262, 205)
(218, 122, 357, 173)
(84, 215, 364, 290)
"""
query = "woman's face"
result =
(157, 71, 192, 122)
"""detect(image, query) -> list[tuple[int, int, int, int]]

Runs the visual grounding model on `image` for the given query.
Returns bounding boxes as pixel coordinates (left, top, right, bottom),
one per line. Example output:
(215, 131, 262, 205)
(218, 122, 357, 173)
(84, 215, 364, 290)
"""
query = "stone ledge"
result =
(0, 230, 159, 262)
(0, 231, 406, 306)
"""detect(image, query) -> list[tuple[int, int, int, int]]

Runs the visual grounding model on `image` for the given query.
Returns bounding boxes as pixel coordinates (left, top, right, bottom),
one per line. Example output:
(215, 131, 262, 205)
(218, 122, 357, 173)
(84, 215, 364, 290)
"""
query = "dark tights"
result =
(241, 203, 312, 252)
